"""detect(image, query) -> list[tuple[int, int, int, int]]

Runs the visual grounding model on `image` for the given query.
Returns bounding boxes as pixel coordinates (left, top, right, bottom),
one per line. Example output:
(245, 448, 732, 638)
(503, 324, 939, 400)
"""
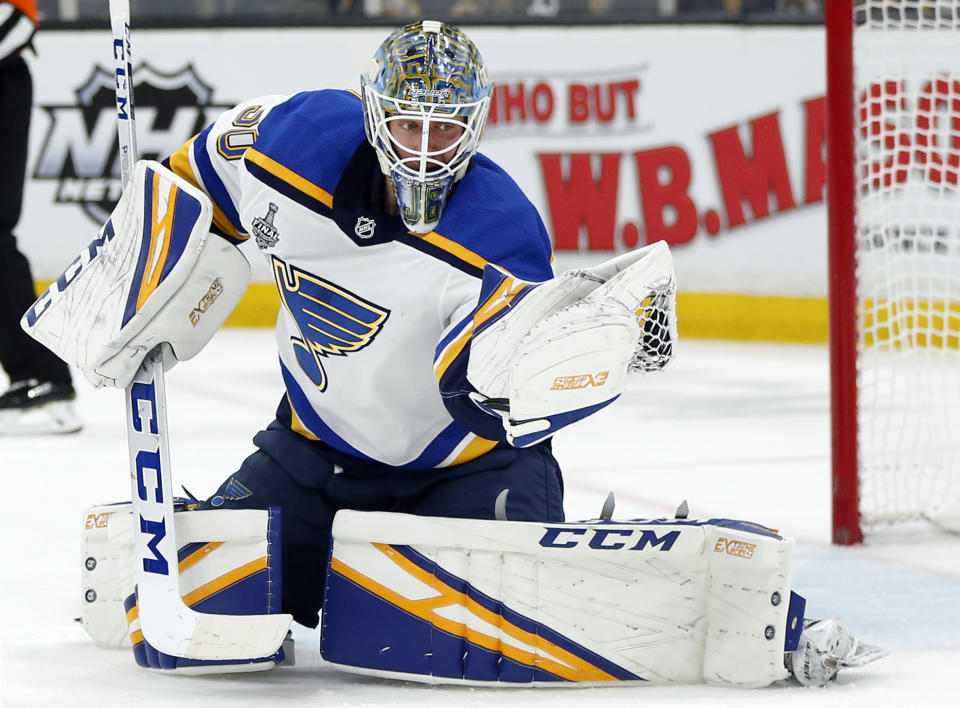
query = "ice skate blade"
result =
(0, 401, 83, 435)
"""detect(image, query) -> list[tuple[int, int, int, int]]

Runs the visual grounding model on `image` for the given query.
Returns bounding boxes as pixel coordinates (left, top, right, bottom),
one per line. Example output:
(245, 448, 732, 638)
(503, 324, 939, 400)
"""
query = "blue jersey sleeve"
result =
(429, 155, 555, 444)
(164, 89, 365, 245)
(434, 266, 546, 445)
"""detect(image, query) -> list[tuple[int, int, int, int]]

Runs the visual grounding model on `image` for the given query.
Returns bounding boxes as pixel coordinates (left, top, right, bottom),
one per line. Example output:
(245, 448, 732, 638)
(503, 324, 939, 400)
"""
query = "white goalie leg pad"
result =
(81, 503, 138, 648)
(320, 510, 795, 687)
(22, 160, 250, 389)
(81, 502, 287, 673)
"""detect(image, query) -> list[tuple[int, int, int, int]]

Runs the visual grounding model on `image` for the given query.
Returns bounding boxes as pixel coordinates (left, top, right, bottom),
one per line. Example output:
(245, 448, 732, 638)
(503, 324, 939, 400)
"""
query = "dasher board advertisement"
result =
(23, 26, 835, 338)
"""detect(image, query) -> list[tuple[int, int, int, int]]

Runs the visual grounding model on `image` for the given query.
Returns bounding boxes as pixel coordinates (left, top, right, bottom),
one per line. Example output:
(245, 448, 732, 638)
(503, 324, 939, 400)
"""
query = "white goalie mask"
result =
(361, 21, 492, 234)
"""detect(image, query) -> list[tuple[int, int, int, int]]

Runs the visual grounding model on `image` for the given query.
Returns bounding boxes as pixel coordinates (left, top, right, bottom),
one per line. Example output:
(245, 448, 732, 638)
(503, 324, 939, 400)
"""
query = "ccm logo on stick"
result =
(130, 380, 169, 575)
(539, 526, 680, 551)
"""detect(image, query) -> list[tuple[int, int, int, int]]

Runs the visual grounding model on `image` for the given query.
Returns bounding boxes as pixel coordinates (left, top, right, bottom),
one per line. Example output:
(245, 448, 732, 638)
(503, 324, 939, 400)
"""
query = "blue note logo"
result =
(209, 477, 254, 507)
(272, 257, 389, 391)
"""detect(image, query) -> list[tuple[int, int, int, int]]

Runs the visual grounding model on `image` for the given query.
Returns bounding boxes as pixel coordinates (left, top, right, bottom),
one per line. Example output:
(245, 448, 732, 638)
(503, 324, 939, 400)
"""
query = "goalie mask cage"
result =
(827, 0, 960, 544)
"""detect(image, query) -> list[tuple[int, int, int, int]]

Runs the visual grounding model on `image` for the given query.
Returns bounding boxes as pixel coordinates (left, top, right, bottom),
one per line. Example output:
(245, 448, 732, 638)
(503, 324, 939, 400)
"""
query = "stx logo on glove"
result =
(714, 537, 757, 559)
(549, 370, 610, 391)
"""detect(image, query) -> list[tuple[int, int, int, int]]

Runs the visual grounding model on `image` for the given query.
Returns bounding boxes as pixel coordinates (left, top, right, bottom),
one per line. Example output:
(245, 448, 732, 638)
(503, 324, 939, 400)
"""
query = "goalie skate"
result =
(0, 379, 82, 435)
(786, 618, 887, 686)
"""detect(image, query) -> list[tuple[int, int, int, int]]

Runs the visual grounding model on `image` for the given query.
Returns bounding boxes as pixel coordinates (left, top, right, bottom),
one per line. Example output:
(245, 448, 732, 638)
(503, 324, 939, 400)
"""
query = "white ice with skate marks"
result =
(1, 333, 958, 706)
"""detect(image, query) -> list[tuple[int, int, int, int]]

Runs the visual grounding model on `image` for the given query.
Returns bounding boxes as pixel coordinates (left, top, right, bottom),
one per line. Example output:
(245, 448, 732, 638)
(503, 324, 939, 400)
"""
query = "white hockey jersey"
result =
(166, 89, 554, 468)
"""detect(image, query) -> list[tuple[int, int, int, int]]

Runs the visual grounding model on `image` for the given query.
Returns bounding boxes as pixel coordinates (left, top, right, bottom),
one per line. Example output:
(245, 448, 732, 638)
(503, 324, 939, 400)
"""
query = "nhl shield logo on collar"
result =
(253, 203, 280, 249)
(354, 216, 376, 239)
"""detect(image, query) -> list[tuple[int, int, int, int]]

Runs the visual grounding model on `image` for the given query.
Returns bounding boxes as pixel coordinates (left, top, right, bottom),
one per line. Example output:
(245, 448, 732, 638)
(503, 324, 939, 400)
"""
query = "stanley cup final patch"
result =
(253, 202, 280, 249)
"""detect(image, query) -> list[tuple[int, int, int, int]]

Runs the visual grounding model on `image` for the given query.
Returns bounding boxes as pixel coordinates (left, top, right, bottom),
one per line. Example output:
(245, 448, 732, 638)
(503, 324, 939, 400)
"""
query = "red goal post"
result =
(826, 0, 960, 544)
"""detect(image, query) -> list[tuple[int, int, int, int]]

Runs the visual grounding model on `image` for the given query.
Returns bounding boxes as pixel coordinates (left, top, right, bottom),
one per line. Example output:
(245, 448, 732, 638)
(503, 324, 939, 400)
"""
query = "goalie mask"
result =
(361, 20, 492, 234)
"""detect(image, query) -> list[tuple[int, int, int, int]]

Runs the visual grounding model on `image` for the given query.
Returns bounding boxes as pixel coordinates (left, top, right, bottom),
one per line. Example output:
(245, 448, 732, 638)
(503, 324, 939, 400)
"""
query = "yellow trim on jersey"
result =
(434, 321, 474, 383)
(287, 394, 321, 441)
(169, 135, 199, 184)
(434, 276, 528, 383)
(415, 229, 490, 273)
(130, 629, 144, 646)
(180, 556, 269, 608)
(450, 434, 499, 465)
(169, 134, 248, 241)
(329, 545, 621, 682)
(472, 275, 529, 330)
(245, 148, 334, 208)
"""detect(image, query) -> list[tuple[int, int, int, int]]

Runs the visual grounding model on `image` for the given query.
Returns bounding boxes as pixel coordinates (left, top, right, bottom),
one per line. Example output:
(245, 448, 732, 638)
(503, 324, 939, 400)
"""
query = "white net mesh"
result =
(854, 1, 960, 531)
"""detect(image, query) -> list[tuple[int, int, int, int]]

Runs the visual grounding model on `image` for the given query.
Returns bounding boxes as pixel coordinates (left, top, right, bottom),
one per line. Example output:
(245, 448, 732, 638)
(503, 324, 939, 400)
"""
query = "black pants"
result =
(202, 420, 565, 629)
(0, 56, 71, 384)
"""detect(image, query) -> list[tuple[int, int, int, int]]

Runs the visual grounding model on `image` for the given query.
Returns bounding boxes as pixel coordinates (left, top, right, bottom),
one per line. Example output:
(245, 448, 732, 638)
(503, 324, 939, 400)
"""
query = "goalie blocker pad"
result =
(81, 502, 287, 674)
(321, 510, 804, 687)
(22, 160, 250, 389)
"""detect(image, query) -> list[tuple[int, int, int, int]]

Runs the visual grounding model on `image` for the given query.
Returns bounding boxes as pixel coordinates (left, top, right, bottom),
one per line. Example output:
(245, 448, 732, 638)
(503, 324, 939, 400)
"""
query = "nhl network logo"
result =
(355, 216, 376, 239)
(253, 202, 280, 249)
(32, 64, 230, 224)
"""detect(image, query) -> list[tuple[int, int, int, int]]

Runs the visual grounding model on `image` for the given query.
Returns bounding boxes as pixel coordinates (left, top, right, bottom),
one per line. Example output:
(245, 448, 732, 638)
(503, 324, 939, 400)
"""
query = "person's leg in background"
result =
(0, 54, 80, 434)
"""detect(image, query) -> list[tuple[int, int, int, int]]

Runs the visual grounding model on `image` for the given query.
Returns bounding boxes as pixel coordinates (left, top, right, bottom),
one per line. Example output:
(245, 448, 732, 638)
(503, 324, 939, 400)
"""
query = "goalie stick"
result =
(110, 0, 291, 660)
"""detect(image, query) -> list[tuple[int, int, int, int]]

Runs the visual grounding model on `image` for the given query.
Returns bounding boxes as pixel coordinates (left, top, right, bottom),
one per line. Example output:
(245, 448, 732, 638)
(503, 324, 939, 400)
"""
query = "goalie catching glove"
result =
(467, 241, 677, 446)
(21, 160, 250, 388)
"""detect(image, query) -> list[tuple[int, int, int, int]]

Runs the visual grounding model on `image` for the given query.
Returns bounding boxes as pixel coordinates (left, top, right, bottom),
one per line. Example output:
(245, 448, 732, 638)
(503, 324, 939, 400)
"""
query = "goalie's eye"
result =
(388, 118, 466, 160)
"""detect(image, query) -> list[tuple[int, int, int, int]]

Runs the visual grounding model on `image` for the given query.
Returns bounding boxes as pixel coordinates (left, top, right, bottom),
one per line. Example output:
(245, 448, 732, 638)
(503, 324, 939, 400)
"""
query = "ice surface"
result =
(2, 332, 957, 706)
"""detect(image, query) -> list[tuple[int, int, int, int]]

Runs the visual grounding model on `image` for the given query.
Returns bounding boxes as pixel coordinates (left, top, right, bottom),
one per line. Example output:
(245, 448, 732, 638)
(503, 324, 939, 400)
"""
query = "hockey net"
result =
(827, 0, 960, 543)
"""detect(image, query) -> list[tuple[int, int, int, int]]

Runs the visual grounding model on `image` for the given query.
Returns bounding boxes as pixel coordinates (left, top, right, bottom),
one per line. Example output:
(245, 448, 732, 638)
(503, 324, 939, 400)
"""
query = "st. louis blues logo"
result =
(273, 257, 389, 391)
(252, 202, 280, 249)
(209, 477, 254, 507)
